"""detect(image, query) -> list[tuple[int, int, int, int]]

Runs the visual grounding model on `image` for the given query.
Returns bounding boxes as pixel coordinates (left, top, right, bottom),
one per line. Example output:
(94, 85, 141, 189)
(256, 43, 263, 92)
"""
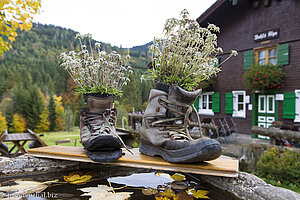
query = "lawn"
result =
(38, 127, 82, 147)
(4, 127, 82, 153)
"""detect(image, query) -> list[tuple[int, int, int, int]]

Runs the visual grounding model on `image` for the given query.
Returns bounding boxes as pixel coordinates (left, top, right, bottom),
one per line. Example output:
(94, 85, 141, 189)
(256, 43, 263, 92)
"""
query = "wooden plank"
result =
(27, 146, 238, 177)
(27, 129, 48, 147)
(0, 129, 8, 143)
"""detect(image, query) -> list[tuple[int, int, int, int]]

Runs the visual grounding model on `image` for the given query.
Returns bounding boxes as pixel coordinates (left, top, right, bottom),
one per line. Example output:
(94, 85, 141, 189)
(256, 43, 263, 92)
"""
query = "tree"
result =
(48, 95, 56, 131)
(0, 111, 8, 133)
(0, 0, 41, 55)
(64, 106, 74, 130)
(53, 95, 65, 131)
(16, 85, 43, 130)
(10, 113, 26, 133)
(0, 97, 14, 127)
(35, 110, 50, 133)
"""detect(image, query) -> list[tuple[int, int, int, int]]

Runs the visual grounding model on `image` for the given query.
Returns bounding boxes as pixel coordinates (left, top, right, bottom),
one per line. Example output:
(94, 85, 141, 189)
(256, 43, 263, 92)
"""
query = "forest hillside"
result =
(0, 23, 153, 133)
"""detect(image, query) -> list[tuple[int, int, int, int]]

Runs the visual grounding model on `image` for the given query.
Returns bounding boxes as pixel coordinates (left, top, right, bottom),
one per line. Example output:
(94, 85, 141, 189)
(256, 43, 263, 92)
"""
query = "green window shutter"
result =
(277, 43, 289, 66)
(283, 92, 295, 119)
(243, 50, 254, 70)
(225, 93, 233, 114)
(212, 93, 220, 113)
(194, 97, 199, 111)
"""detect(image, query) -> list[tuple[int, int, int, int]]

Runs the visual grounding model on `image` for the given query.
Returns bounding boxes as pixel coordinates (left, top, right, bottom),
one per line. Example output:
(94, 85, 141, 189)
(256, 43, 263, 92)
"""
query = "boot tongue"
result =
(87, 95, 114, 113)
(169, 85, 202, 104)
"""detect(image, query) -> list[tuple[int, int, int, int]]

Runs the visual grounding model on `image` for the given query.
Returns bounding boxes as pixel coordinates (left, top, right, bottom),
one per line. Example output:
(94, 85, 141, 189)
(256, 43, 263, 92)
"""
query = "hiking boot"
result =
(139, 85, 222, 163)
(80, 95, 126, 162)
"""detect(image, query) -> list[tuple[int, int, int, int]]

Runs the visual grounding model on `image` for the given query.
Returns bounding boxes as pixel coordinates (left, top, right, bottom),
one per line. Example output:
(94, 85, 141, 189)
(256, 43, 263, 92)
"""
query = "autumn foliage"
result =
(35, 110, 50, 133)
(10, 113, 26, 133)
(0, 0, 41, 54)
(0, 111, 8, 133)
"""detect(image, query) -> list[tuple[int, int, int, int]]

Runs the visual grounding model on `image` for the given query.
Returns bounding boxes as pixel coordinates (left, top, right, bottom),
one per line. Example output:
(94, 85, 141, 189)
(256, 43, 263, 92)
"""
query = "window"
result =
(232, 91, 246, 118)
(199, 92, 214, 115)
(244, 43, 289, 69)
(255, 46, 277, 66)
(258, 95, 275, 114)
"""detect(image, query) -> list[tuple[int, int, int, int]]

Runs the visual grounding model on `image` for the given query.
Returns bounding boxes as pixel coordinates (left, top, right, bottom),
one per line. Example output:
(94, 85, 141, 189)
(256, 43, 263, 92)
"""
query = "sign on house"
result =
(254, 29, 279, 42)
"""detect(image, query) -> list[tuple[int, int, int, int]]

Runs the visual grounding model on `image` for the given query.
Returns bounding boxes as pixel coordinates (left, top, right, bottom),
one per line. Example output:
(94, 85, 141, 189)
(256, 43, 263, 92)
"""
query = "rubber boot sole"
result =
(86, 149, 122, 162)
(85, 135, 122, 151)
(139, 139, 222, 163)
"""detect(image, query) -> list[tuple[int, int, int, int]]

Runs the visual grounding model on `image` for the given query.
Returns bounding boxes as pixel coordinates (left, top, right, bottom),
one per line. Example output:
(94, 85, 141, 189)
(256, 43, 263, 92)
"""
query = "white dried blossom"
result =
(95, 42, 101, 49)
(60, 34, 131, 95)
(148, 9, 237, 91)
(231, 50, 238, 56)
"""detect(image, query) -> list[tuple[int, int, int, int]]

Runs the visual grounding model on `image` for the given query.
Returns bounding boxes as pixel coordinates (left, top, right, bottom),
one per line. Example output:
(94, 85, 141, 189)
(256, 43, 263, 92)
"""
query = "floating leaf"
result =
(173, 191, 193, 200)
(187, 188, 210, 199)
(171, 173, 185, 181)
(156, 173, 173, 179)
(142, 187, 158, 196)
(64, 172, 92, 185)
(171, 181, 189, 190)
(78, 185, 132, 200)
(155, 197, 171, 200)
(0, 180, 58, 197)
(157, 185, 168, 191)
(157, 188, 175, 198)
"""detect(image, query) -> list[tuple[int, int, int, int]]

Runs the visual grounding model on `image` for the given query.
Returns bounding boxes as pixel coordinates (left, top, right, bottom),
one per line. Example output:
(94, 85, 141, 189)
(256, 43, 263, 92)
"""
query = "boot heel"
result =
(139, 142, 157, 157)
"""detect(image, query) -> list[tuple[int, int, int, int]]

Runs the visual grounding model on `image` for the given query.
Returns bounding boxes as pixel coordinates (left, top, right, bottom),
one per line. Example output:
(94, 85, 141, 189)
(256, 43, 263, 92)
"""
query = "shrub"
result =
(0, 111, 8, 133)
(243, 65, 285, 93)
(10, 113, 26, 133)
(255, 147, 300, 187)
(35, 110, 50, 133)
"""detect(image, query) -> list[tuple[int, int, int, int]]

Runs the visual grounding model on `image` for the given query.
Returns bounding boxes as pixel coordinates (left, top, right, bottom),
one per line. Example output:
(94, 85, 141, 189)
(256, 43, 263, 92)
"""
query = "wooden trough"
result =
(27, 145, 239, 178)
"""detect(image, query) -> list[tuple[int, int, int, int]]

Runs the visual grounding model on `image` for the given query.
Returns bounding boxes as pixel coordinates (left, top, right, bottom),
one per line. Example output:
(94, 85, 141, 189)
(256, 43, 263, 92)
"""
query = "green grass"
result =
(38, 127, 82, 147)
(278, 184, 300, 194)
(4, 127, 83, 153)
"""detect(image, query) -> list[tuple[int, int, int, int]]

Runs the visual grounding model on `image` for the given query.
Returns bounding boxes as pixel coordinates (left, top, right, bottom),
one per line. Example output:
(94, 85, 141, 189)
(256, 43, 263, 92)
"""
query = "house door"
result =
(257, 95, 276, 128)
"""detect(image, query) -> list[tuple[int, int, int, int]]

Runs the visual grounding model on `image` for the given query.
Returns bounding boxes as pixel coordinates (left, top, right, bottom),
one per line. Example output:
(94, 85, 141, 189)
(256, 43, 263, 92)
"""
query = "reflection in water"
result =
(0, 167, 241, 200)
(108, 172, 174, 188)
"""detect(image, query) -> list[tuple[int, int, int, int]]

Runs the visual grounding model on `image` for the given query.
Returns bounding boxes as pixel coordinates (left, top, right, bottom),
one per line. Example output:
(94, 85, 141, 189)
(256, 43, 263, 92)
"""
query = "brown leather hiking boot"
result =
(80, 95, 127, 162)
(139, 85, 222, 163)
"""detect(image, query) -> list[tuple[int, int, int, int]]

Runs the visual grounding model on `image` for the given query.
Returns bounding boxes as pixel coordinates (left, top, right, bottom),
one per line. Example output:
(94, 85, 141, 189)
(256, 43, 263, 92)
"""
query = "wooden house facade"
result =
(195, 0, 300, 135)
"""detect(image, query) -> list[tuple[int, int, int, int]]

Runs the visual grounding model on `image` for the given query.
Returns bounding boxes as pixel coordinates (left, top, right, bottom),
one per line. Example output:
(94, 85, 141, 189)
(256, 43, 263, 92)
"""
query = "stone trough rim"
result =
(0, 154, 299, 200)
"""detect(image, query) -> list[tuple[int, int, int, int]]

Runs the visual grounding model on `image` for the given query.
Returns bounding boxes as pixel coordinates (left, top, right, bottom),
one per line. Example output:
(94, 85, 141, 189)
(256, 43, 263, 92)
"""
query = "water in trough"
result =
(0, 165, 240, 200)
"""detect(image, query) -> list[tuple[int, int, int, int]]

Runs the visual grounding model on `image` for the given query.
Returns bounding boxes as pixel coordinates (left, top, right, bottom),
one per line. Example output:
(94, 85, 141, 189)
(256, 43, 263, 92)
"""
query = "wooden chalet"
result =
(194, 0, 300, 136)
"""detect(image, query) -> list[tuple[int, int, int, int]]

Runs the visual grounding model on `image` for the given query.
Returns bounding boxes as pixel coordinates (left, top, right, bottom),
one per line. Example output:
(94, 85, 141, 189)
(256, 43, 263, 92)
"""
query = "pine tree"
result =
(10, 113, 26, 133)
(0, 112, 8, 133)
(48, 95, 56, 131)
(64, 106, 74, 130)
(21, 85, 43, 130)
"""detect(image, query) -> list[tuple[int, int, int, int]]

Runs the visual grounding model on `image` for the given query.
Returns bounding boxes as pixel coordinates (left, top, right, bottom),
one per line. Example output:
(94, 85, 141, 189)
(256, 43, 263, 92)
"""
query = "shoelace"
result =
(149, 98, 203, 140)
(84, 109, 133, 154)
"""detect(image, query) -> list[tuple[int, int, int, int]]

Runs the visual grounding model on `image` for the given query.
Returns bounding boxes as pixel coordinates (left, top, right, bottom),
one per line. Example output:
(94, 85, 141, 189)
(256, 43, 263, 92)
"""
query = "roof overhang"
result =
(196, 0, 227, 24)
